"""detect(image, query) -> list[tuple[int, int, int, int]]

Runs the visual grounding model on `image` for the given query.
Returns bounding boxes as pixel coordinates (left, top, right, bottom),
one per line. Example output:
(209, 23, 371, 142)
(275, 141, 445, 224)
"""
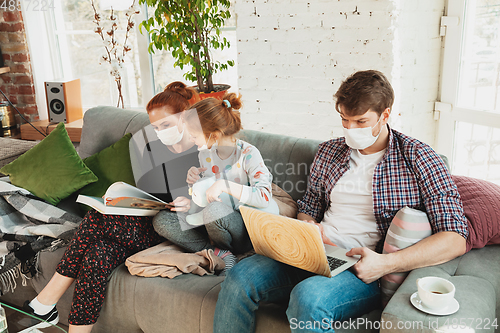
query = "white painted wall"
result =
(235, 0, 445, 147)
(391, 0, 445, 146)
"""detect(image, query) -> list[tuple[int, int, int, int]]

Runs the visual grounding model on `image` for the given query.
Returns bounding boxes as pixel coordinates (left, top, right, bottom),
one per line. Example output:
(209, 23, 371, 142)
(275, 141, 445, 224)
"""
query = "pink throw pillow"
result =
(452, 175, 500, 252)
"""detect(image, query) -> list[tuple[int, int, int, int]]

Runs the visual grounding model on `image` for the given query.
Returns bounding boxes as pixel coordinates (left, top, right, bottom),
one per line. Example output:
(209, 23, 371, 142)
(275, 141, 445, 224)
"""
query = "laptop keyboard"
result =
(327, 256, 348, 271)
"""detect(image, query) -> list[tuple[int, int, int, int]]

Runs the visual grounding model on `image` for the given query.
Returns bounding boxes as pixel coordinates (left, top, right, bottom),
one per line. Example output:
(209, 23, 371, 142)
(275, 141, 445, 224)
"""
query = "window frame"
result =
(23, 2, 156, 116)
(438, 0, 500, 177)
(24, 1, 237, 117)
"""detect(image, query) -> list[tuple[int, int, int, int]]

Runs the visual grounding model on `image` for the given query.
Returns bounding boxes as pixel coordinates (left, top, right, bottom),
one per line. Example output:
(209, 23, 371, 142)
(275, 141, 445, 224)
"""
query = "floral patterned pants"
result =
(56, 210, 164, 325)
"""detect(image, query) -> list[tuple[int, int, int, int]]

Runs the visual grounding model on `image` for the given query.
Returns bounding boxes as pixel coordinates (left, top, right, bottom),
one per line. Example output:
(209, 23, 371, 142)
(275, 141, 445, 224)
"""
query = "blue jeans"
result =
(213, 254, 380, 333)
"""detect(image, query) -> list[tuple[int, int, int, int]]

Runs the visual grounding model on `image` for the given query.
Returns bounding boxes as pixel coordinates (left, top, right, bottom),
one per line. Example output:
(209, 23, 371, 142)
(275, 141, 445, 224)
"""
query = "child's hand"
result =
(206, 180, 224, 203)
(187, 167, 207, 184)
(169, 196, 191, 212)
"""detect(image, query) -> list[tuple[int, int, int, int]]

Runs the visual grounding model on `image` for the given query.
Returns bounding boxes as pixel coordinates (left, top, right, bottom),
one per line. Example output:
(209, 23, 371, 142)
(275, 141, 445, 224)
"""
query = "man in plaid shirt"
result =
(214, 70, 468, 333)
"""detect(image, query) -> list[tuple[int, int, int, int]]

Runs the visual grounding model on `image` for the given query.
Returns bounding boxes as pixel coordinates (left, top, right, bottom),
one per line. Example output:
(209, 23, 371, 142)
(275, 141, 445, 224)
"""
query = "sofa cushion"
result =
(92, 265, 144, 333)
(78, 107, 151, 159)
(452, 175, 500, 252)
(0, 122, 98, 205)
(237, 130, 321, 202)
(382, 245, 500, 333)
(78, 133, 135, 212)
(95, 264, 382, 333)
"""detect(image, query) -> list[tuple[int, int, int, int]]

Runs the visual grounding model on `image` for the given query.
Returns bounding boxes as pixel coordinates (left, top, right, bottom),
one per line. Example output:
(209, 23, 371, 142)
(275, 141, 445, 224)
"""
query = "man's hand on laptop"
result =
(303, 220, 337, 247)
(346, 247, 390, 284)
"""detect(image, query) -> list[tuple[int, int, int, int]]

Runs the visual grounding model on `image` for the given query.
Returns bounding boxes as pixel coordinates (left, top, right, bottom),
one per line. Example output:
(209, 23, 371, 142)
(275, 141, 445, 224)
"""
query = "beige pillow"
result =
(272, 183, 298, 218)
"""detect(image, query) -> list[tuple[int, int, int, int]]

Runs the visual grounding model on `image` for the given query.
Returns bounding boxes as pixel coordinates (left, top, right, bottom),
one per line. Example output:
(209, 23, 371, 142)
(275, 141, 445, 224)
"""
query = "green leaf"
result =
(139, 0, 234, 87)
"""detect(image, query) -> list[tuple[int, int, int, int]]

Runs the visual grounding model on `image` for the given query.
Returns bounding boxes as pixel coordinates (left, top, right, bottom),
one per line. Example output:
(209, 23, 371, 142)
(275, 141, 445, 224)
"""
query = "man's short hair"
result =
(334, 70, 394, 116)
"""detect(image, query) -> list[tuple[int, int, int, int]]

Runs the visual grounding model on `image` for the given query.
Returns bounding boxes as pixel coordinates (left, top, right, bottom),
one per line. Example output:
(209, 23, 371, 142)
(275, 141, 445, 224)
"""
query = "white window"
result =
(23, 0, 237, 116)
(438, 0, 500, 184)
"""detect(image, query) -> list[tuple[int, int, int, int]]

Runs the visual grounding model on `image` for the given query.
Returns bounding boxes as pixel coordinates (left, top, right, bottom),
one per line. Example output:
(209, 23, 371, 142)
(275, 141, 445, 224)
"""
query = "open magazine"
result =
(77, 182, 182, 216)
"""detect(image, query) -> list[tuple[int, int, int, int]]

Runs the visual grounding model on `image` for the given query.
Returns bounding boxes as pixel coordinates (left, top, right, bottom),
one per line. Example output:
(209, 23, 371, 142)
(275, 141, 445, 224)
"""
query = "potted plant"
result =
(139, 0, 234, 99)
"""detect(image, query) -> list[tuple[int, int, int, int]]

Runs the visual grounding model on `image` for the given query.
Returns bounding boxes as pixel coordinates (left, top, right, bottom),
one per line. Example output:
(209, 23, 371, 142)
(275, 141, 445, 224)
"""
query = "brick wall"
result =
(0, 2, 445, 145)
(0, 9, 38, 125)
(235, 0, 445, 146)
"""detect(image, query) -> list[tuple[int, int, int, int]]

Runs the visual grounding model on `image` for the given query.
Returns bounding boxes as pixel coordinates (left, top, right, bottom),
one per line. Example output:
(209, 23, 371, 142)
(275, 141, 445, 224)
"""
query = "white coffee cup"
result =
(416, 276, 455, 310)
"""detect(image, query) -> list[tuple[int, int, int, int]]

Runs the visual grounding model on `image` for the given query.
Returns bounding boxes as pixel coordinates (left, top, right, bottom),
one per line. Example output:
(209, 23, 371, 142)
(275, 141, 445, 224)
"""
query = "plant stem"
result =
(91, 0, 112, 61)
(116, 79, 123, 108)
(187, 3, 209, 93)
(122, 0, 136, 59)
(202, 26, 214, 92)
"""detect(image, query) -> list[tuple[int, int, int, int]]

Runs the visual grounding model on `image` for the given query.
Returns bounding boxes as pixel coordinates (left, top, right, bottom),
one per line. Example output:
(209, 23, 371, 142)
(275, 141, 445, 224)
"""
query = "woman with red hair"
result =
(23, 82, 198, 333)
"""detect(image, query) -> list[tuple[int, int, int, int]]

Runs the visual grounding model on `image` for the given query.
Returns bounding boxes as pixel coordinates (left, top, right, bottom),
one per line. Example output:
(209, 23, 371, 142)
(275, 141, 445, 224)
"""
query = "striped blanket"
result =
(0, 179, 82, 295)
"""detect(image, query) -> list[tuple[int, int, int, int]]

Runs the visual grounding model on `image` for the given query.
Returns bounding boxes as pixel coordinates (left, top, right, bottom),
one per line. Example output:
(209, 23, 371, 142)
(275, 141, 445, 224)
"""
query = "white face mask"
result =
(197, 133, 212, 151)
(154, 118, 184, 146)
(343, 115, 384, 150)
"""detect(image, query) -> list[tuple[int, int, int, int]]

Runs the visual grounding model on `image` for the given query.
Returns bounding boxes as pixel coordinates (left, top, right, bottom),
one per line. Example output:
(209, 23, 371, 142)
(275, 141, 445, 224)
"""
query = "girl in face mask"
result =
(152, 92, 279, 273)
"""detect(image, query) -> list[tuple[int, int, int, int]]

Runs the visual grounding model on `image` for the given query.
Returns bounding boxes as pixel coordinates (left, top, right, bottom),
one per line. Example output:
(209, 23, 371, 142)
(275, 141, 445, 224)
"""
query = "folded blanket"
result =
(125, 241, 225, 278)
(0, 180, 82, 294)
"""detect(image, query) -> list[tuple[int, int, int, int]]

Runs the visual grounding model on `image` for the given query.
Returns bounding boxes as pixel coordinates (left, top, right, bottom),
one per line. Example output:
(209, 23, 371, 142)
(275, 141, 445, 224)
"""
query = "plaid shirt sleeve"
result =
(297, 143, 328, 222)
(413, 143, 469, 239)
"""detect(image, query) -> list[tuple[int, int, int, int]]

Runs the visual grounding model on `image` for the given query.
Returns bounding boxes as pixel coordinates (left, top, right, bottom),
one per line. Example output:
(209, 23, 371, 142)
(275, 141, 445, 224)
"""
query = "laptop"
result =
(240, 206, 359, 278)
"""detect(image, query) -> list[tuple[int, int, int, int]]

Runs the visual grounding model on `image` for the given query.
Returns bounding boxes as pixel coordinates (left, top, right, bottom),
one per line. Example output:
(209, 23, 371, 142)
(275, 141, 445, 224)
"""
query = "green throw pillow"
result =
(78, 133, 135, 207)
(0, 122, 98, 205)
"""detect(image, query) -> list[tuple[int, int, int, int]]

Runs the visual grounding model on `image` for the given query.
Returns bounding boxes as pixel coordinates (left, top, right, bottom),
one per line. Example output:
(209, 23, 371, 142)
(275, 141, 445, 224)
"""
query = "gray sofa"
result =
(1, 106, 499, 332)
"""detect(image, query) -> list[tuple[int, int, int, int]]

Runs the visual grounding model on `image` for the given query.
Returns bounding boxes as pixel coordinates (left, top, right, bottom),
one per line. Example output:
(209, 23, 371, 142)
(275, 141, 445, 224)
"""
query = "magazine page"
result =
(76, 195, 106, 213)
(104, 182, 166, 203)
(106, 197, 175, 210)
(76, 194, 162, 216)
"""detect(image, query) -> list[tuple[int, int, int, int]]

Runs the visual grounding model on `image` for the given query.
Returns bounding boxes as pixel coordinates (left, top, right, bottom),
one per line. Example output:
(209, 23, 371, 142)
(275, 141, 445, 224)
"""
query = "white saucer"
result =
(410, 292, 459, 316)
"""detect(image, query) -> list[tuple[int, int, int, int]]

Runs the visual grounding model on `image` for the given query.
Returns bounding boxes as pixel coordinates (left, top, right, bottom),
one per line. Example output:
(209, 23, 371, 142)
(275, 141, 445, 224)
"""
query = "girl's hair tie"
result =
(223, 99, 231, 108)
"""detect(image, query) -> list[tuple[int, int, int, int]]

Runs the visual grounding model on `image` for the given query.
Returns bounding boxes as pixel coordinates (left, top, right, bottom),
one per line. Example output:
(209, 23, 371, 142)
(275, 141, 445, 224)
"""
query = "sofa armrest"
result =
(381, 255, 497, 333)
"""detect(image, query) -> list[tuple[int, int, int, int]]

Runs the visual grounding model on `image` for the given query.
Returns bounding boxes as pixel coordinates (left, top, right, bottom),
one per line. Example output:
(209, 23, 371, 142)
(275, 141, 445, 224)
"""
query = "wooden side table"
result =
(20, 119, 83, 142)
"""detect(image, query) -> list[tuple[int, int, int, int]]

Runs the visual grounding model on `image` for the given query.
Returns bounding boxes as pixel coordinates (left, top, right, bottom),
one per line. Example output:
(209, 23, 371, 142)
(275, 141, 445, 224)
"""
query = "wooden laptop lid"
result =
(240, 206, 331, 277)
